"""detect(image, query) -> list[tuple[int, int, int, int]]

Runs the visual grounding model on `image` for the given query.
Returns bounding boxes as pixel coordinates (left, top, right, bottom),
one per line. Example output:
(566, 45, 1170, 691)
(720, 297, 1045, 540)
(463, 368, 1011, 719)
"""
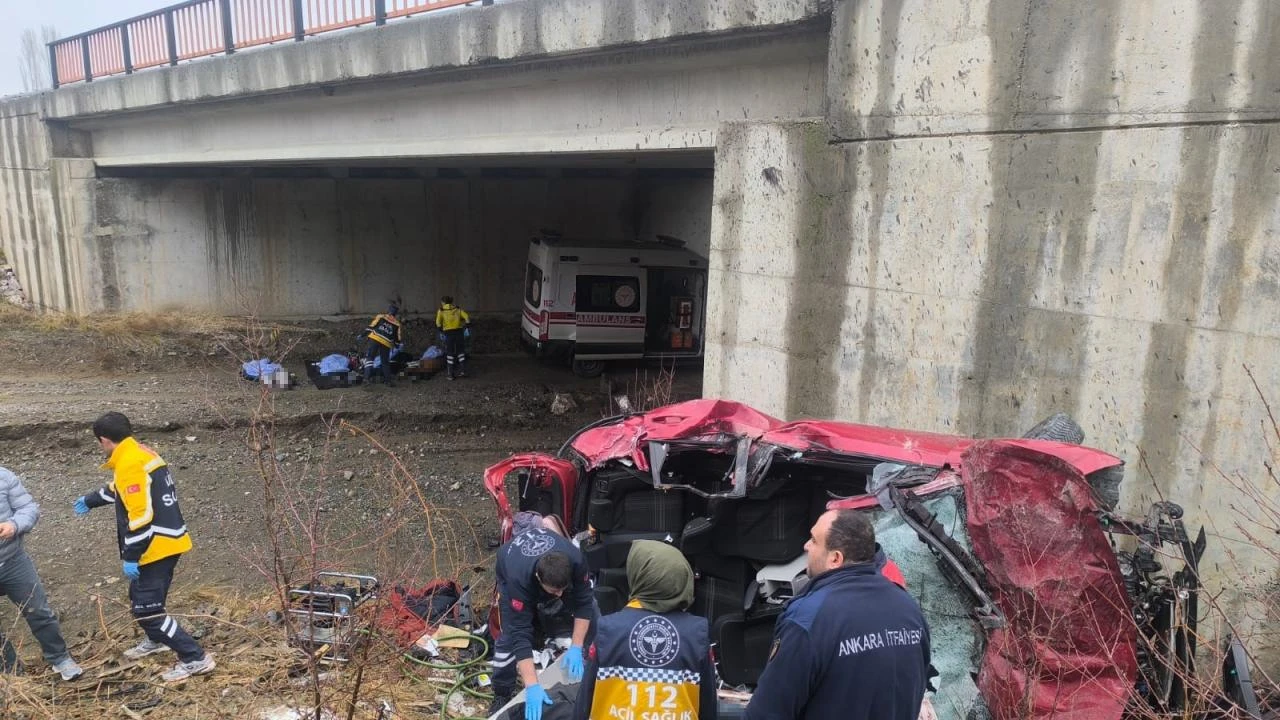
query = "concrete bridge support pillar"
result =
(706, 0, 1280, 664)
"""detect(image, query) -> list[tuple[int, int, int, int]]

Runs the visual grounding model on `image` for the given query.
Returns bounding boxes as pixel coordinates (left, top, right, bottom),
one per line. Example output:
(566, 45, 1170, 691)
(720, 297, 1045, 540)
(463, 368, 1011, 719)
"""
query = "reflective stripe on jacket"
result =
(577, 604, 717, 720)
(84, 437, 192, 566)
(367, 313, 402, 348)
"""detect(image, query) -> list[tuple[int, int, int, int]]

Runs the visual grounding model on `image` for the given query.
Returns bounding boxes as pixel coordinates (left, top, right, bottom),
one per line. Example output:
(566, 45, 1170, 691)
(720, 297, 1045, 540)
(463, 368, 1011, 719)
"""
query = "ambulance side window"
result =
(576, 275, 640, 312)
(525, 263, 544, 306)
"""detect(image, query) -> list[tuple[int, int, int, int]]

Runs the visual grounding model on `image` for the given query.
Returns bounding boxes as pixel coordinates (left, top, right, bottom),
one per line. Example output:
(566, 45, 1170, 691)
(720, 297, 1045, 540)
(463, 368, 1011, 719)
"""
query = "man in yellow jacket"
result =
(435, 295, 471, 380)
(74, 412, 214, 682)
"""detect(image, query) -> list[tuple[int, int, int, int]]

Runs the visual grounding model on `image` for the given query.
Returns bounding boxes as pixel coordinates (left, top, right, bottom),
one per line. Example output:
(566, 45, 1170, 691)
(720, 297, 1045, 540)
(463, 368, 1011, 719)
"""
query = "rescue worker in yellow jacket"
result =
(435, 295, 471, 380)
(364, 304, 402, 386)
(74, 412, 215, 682)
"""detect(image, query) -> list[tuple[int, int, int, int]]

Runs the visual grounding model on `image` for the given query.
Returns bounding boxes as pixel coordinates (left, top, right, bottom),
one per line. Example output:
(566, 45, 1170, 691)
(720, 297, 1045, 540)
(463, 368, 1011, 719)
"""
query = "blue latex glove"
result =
(560, 645, 584, 682)
(73, 498, 90, 515)
(524, 684, 553, 720)
(122, 561, 140, 581)
(464, 327, 472, 339)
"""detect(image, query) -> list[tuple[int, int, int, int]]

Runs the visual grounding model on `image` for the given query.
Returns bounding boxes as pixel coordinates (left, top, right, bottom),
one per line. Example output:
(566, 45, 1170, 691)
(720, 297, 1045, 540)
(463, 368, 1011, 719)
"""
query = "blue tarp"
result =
(318, 354, 350, 375)
(242, 358, 281, 379)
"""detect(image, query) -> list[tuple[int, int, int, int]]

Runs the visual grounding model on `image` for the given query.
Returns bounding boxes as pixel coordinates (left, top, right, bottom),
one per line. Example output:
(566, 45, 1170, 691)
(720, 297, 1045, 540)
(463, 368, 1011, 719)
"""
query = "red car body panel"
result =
(963, 441, 1137, 720)
(487, 400, 1133, 720)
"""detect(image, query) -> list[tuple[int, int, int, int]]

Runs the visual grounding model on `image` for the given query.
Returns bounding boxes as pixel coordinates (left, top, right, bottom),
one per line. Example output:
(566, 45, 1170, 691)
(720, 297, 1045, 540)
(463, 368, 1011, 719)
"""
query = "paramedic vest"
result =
(589, 605, 710, 720)
(366, 313, 401, 348)
(85, 437, 193, 566)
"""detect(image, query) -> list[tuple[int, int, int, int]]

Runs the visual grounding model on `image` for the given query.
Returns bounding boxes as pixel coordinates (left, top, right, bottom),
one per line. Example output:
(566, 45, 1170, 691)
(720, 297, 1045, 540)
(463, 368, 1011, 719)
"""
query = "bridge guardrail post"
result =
(164, 10, 178, 66)
(121, 24, 134, 74)
(80, 36, 93, 83)
(375, 0, 387, 26)
(292, 0, 305, 40)
(219, 0, 236, 55)
(48, 43, 59, 89)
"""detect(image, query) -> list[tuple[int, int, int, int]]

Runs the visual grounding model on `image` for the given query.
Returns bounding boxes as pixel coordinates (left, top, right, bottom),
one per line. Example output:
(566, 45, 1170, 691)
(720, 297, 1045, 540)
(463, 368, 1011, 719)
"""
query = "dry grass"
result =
(0, 587, 492, 720)
(0, 305, 332, 369)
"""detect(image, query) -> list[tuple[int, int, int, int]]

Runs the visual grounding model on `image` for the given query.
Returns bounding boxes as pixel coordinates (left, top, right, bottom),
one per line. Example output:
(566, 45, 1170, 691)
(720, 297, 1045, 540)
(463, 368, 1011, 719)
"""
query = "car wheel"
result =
(1022, 412, 1121, 510)
(1021, 412, 1085, 445)
(572, 358, 605, 378)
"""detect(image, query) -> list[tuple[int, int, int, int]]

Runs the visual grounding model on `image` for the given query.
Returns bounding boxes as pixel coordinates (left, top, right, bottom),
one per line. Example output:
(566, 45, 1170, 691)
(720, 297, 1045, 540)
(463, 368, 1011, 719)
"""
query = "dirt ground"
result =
(0, 310, 702, 682)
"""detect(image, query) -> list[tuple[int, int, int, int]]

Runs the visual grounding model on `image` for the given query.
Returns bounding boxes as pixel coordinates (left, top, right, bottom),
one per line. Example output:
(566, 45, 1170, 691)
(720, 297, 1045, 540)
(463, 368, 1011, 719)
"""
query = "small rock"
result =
(449, 482, 461, 491)
(106, 577, 119, 584)
(185, 436, 197, 442)
(342, 470, 355, 481)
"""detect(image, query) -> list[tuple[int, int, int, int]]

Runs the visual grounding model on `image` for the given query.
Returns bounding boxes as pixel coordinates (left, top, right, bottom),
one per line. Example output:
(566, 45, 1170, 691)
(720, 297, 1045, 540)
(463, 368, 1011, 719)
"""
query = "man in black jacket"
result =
(744, 509, 931, 720)
(490, 527, 598, 720)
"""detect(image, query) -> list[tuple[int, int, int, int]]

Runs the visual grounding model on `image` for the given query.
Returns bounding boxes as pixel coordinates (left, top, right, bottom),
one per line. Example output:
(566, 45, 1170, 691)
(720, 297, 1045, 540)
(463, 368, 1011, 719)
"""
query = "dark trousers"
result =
(130, 555, 204, 663)
(0, 550, 70, 666)
(491, 598, 598, 698)
(365, 342, 392, 384)
(444, 329, 467, 377)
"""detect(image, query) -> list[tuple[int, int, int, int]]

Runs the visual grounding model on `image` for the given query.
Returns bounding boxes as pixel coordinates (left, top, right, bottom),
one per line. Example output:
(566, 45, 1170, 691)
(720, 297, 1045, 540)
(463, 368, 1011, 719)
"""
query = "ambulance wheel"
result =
(572, 358, 605, 378)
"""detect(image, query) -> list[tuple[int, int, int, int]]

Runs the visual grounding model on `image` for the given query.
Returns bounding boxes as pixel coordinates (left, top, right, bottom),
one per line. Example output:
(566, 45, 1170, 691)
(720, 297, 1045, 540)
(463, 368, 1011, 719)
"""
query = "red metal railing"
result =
(173, 0, 226, 60)
(47, 0, 494, 88)
(387, 0, 477, 20)
(128, 14, 171, 70)
(305, 0, 375, 35)
(234, 0, 296, 49)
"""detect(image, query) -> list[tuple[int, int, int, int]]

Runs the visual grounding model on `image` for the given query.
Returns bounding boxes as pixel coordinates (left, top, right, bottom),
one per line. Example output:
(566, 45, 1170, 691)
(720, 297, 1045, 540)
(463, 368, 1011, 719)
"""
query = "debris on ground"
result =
(0, 266, 32, 310)
(0, 588, 492, 720)
(549, 393, 578, 415)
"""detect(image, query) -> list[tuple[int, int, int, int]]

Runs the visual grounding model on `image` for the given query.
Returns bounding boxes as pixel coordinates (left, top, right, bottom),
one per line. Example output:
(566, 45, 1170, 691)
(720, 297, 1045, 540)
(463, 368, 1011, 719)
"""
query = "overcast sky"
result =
(1, 0, 163, 97)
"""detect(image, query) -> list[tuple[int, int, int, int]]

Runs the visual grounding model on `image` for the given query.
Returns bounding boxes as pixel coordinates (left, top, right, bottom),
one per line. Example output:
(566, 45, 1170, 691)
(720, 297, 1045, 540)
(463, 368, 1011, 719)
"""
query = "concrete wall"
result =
(0, 97, 94, 313)
(75, 31, 827, 166)
(89, 171, 710, 315)
(636, 175, 714, 258)
(42, 0, 831, 121)
(707, 0, 1280, 656)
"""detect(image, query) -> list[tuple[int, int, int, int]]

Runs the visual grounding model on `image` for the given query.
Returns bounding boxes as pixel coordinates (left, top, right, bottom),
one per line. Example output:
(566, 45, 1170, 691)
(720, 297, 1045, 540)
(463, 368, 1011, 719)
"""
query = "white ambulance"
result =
(520, 234, 708, 377)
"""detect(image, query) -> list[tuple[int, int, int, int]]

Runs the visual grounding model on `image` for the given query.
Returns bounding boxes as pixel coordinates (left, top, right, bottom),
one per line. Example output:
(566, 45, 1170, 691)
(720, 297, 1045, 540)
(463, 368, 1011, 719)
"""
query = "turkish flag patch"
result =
(511, 598, 525, 612)
(126, 484, 141, 494)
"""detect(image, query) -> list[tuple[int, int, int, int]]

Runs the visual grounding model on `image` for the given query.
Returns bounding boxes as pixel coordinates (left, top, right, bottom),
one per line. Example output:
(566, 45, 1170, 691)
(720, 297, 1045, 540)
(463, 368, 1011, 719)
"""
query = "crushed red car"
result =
(485, 399, 1243, 719)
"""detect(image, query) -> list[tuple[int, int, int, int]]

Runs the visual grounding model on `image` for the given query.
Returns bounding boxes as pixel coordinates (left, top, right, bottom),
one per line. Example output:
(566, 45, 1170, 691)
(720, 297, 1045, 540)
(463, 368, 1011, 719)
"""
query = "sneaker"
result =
(52, 657, 84, 681)
(123, 639, 169, 660)
(161, 654, 215, 682)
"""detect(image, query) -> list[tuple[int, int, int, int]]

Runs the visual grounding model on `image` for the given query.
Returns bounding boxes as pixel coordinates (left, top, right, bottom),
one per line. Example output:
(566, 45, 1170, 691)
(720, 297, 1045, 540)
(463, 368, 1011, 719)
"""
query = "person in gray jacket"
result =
(0, 466, 83, 680)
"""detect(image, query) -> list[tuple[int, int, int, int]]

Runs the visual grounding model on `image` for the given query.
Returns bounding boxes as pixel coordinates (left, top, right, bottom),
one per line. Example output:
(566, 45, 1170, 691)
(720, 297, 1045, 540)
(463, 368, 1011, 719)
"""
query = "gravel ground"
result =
(0, 314, 701, 665)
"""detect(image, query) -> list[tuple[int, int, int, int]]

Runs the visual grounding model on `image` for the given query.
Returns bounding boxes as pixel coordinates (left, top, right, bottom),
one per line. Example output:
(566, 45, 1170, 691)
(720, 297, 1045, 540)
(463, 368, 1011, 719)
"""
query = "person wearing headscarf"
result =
(576, 540, 717, 720)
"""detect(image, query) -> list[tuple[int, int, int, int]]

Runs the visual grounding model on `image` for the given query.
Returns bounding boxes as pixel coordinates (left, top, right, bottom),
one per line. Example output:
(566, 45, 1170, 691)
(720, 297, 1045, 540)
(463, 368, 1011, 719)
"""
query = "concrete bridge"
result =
(2, 0, 1279, 641)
